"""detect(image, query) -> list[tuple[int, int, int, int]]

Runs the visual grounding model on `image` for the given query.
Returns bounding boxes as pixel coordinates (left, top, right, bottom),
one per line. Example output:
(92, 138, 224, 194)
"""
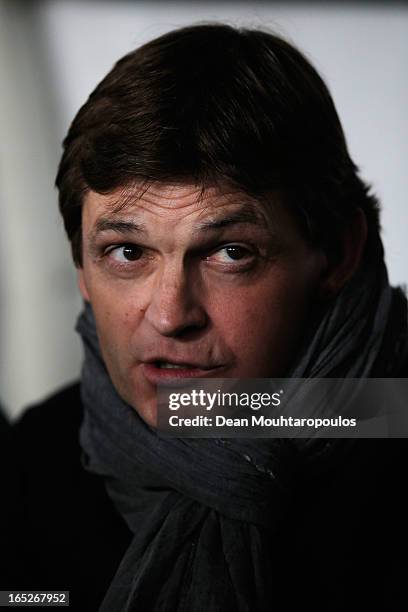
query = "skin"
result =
(78, 182, 331, 426)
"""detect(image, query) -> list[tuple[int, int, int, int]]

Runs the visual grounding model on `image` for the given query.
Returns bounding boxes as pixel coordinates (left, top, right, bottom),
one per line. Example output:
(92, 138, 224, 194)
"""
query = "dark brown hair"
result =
(56, 23, 381, 266)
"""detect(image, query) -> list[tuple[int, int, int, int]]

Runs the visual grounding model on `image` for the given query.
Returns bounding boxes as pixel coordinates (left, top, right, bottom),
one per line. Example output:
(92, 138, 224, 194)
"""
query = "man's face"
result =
(78, 183, 326, 426)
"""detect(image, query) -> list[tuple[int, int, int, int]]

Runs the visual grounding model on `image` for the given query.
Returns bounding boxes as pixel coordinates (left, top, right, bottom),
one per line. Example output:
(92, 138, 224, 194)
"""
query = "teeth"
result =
(159, 362, 191, 369)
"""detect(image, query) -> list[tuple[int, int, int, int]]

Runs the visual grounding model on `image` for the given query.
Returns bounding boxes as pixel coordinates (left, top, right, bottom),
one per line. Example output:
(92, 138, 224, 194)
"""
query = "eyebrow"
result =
(194, 208, 268, 232)
(92, 218, 146, 236)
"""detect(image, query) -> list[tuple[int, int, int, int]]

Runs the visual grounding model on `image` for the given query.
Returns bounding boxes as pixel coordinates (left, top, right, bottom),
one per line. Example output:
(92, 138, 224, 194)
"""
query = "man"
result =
(8, 24, 408, 611)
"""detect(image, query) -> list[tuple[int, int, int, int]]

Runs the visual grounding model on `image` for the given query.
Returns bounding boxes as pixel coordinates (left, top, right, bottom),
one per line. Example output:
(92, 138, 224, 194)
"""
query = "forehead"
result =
(82, 182, 271, 225)
(82, 183, 288, 237)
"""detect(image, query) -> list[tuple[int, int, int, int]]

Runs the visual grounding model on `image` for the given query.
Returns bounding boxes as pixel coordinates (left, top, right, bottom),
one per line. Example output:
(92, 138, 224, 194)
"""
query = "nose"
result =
(144, 262, 208, 337)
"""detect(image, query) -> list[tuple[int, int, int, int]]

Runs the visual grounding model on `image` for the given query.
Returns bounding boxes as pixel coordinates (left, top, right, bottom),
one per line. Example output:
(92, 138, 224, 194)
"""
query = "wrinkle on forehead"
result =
(92, 181, 279, 229)
(103, 181, 210, 214)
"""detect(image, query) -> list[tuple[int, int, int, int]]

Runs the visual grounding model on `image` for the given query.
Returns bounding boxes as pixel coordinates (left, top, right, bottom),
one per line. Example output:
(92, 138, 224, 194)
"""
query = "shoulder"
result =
(7, 383, 131, 608)
(16, 382, 83, 437)
(13, 383, 84, 486)
(8, 382, 82, 505)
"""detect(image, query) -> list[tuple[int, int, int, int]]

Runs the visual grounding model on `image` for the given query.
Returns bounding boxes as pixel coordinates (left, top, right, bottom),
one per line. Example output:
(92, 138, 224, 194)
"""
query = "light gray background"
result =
(0, 0, 407, 418)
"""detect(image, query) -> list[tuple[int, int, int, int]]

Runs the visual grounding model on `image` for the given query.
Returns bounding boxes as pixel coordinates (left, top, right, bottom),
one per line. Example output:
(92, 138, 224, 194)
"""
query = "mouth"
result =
(142, 359, 225, 384)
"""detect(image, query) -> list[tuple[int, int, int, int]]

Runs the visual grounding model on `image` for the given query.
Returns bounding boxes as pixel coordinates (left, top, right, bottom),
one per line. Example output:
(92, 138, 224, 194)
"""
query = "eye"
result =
(222, 246, 249, 260)
(108, 244, 143, 263)
(210, 244, 254, 263)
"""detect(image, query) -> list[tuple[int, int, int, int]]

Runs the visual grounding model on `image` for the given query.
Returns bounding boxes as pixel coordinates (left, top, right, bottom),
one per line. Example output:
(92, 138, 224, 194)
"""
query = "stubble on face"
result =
(78, 182, 326, 426)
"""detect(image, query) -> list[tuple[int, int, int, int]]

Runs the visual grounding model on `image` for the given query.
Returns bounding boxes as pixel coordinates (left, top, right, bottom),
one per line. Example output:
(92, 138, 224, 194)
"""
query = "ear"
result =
(77, 268, 90, 302)
(319, 208, 368, 298)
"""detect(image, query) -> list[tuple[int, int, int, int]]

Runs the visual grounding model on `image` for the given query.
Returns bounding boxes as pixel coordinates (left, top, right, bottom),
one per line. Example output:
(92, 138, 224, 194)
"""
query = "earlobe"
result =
(319, 208, 368, 298)
(77, 268, 90, 302)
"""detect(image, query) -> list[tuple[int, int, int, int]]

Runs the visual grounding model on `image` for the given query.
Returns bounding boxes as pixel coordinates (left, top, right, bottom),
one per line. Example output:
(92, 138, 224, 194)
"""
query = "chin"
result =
(135, 402, 157, 428)
(124, 385, 157, 428)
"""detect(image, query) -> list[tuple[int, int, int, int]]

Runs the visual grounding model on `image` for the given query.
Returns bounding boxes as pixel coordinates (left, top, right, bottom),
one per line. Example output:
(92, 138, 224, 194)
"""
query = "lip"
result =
(142, 362, 225, 385)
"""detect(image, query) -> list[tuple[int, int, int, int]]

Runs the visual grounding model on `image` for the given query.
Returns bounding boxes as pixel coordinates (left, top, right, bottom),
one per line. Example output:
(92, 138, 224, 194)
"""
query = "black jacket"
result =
(3, 381, 408, 611)
(2, 384, 131, 611)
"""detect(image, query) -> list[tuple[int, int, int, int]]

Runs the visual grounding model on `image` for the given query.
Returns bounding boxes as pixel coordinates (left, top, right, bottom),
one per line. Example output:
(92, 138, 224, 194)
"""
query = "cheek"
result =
(209, 267, 317, 368)
(84, 284, 140, 368)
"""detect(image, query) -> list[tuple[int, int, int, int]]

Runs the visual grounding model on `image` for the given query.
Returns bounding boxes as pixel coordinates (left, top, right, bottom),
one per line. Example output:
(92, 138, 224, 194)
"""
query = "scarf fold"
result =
(77, 256, 407, 611)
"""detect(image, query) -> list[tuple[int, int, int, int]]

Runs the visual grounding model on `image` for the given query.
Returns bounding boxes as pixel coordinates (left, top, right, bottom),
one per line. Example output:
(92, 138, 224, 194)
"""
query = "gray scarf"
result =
(77, 256, 407, 611)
